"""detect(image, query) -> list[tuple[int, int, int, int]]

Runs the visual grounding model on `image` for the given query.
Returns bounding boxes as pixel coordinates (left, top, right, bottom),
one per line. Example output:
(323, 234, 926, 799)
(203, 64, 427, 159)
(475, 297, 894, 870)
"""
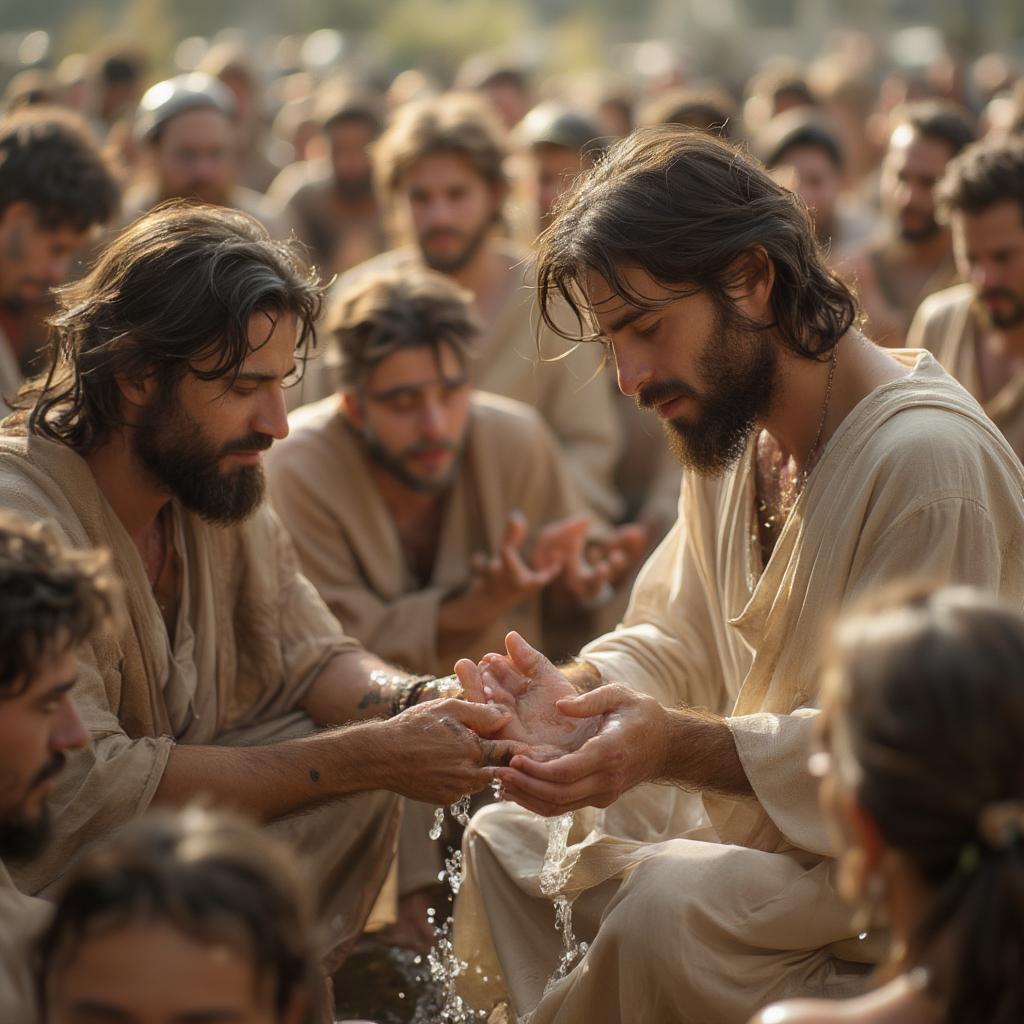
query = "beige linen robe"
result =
(290, 242, 624, 522)
(0, 859, 48, 1023)
(0, 325, 20, 419)
(266, 391, 592, 895)
(0, 429, 399, 970)
(908, 283, 1024, 462)
(454, 351, 1024, 1023)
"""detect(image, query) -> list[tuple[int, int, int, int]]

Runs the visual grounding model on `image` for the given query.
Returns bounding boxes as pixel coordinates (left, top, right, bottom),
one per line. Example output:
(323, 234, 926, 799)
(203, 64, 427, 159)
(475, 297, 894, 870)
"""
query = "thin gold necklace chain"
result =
(800, 345, 839, 487)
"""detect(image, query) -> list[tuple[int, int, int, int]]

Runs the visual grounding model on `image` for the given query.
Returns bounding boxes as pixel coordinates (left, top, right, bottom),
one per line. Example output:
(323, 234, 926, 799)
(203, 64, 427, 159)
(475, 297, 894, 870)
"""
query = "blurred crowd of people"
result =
(1, 20, 1024, 1024)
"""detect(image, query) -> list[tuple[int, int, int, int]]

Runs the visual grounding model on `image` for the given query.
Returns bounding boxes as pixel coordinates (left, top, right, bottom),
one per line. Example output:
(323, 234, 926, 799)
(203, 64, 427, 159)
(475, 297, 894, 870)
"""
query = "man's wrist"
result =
(560, 657, 604, 692)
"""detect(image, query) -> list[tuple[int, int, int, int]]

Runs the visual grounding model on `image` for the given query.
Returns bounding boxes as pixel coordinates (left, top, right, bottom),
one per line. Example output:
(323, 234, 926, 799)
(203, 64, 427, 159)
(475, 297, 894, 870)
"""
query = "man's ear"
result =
(114, 347, 158, 412)
(340, 388, 364, 429)
(842, 789, 887, 873)
(724, 246, 775, 323)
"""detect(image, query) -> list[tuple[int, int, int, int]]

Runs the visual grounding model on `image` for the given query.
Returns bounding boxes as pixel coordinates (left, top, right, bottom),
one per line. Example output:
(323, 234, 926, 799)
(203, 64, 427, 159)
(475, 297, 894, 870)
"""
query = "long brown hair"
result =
(830, 586, 1024, 1024)
(535, 126, 857, 359)
(19, 201, 323, 454)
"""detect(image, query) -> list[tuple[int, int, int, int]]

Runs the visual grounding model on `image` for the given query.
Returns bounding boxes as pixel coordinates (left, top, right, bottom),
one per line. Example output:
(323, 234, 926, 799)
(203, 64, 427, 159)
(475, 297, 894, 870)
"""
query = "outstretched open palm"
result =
(455, 632, 600, 759)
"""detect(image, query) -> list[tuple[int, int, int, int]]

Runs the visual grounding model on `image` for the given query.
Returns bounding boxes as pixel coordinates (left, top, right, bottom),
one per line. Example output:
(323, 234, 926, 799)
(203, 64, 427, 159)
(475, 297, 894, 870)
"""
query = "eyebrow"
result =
(608, 307, 646, 334)
(235, 364, 297, 383)
(39, 676, 78, 702)
(368, 375, 468, 402)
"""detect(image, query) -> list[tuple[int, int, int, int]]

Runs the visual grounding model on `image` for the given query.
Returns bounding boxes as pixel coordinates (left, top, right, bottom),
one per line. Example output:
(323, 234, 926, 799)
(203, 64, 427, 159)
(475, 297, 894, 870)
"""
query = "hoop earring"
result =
(851, 872, 885, 935)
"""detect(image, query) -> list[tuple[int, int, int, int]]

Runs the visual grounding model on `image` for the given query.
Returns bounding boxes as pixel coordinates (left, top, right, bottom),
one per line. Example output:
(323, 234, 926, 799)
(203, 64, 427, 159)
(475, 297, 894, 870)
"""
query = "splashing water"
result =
(413, 798, 488, 1024)
(538, 813, 588, 992)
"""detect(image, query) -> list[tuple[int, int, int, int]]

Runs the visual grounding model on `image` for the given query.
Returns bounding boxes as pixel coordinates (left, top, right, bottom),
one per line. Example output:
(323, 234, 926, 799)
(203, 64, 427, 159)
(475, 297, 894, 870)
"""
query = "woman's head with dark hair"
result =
(817, 584, 1024, 1024)
(38, 807, 324, 1024)
(536, 126, 856, 475)
(18, 201, 324, 525)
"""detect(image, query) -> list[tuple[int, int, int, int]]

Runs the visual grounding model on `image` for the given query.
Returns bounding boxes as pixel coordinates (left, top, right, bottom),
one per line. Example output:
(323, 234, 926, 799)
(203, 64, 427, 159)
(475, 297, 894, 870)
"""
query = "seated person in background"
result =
(303, 92, 625, 526)
(122, 73, 289, 238)
(266, 268, 641, 950)
(908, 137, 1024, 462)
(268, 84, 388, 278)
(843, 102, 975, 347)
(0, 106, 120, 415)
(37, 807, 328, 1024)
(754, 584, 1024, 1024)
(0, 512, 117, 1023)
(756, 109, 876, 268)
(0, 203, 528, 972)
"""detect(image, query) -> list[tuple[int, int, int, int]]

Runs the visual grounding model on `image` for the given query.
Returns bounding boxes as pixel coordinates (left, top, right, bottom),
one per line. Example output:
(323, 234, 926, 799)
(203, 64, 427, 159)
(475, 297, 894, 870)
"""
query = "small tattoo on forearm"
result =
(357, 687, 385, 709)
(309, 768, 321, 783)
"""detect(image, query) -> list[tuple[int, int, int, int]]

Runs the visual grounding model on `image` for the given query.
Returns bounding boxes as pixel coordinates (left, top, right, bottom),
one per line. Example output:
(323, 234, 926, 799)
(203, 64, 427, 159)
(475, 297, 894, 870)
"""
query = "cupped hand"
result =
(454, 631, 600, 758)
(490, 682, 670, 816)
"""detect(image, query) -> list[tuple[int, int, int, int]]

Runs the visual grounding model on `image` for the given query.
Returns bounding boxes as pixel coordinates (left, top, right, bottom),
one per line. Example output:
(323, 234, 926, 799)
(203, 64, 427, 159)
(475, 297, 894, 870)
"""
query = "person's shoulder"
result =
(913, 283, 975, 328)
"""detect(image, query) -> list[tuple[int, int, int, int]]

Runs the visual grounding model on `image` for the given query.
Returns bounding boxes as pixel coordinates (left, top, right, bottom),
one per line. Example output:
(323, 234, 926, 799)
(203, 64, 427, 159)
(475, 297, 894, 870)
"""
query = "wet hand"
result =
(454, 632, 601, 758)
(381, 698, 533, 804)
(491, 683, 670, 816)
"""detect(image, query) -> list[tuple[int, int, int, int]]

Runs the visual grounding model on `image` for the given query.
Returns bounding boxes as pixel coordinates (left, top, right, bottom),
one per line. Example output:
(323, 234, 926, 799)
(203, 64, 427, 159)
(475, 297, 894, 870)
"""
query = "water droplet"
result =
(858, 931, 868, 941)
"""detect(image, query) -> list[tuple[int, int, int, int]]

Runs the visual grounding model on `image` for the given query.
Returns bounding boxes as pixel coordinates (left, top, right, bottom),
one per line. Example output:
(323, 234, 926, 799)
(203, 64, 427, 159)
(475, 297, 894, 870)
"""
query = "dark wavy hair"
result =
(536, 126, 857, 360)
(829, 585, 1024, 1024)
(37, 807, 325, 1023)
(18, 201, 323, 454)
(0, 105, 119, 231)
(0, 511, 119, 698)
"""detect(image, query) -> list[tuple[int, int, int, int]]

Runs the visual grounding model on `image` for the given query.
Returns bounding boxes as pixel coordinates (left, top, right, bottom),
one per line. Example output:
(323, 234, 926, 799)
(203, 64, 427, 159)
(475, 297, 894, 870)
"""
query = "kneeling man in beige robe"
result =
(0, 203, 530, 975)
(452, 128, 1024, 1024)
(266, 268, 642, 948)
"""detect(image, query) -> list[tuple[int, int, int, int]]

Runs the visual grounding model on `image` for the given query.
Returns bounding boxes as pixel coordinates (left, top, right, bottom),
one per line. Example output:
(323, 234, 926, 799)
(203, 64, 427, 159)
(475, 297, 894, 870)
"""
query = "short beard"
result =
(133, 387, 270, 525)
(638, 307, 779, 476)
(359, 426, 461, 494)
(0, 807, 51, 861)
(418, 219, 492, 275)
(898, 217, 941, 243)
(979, 288, 1024, 331)
(333, 175, 374, 202)
(0, 751, 65, 861)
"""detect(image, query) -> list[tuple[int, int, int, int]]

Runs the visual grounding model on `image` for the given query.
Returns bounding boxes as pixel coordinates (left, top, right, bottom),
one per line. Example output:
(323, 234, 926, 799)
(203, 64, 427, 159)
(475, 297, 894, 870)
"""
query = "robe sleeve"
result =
(731, 493, 1013, 855)
(581, 495, 729, 714)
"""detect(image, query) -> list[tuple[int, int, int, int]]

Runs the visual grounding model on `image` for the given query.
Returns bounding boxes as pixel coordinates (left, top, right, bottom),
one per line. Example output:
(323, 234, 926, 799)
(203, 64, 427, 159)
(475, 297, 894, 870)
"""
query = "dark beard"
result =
(979, 288, 1024, 331)
(0, 807, 51, 861)
(638, 312, 779, 477)
(418, 219, 492, 275)
(898, 218, 941, 243)
(133, 390, 270, 525)
(0, 751, 65, 861)
(333, 175, 374, 202)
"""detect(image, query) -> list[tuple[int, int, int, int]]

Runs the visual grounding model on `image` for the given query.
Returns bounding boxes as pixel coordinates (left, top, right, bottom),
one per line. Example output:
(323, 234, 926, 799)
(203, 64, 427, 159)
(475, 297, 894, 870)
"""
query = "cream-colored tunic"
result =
(0, 429, 399, 969)
(455, 351, 1024, 1023)
(0, 859, 48, 1023)
(0, 325, 20, 419)
(908, 283, 1024, 463)
(290, 241, 624, 523)
(266, 391, 589, 676)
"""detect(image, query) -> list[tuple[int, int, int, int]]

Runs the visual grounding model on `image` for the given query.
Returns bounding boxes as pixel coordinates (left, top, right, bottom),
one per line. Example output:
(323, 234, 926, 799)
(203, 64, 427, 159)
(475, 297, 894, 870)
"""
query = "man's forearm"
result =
(659, 707, 754, 797)
(152, 721, 391, 821)
(301, 649, 414, 726)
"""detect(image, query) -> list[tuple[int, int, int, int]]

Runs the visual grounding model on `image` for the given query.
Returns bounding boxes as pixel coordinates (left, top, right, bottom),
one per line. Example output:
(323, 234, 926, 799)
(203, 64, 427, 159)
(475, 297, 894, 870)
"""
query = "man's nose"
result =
(53, 695, 89, 754)
(420, 399, 446, 437)
(612, 343, 650, 398)
(253, 387, 290, 441)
